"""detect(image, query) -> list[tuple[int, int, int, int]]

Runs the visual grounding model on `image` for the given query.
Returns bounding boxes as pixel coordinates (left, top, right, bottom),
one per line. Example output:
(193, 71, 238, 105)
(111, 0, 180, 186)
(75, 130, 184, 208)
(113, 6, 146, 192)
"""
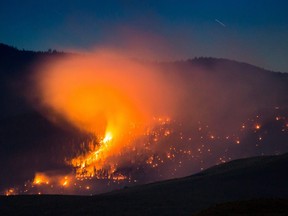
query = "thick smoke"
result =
(30, 48, 181, 171)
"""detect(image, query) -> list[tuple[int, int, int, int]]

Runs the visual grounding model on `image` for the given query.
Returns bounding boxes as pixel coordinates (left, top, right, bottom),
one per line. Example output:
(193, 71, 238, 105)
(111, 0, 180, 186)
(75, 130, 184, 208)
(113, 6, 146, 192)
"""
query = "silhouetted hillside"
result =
(0, 43, 65, 116)
(1, 153, 288, 215)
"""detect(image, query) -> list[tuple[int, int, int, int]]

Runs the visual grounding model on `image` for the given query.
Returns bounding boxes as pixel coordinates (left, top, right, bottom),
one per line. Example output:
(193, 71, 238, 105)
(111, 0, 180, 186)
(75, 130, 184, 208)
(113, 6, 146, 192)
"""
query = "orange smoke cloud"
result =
(31, 49, 177, 169)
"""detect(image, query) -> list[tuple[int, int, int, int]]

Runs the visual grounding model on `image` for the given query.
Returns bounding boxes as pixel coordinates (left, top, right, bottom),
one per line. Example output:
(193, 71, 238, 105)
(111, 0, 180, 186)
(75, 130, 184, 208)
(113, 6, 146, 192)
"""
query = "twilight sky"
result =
(0, 0, 288, 71)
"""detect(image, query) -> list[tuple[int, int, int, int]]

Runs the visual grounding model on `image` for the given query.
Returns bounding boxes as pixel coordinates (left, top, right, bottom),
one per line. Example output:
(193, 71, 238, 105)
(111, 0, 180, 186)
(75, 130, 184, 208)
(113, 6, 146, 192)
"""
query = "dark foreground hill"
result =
(194, 199, 288, 216)
(1, 153, 288, 215)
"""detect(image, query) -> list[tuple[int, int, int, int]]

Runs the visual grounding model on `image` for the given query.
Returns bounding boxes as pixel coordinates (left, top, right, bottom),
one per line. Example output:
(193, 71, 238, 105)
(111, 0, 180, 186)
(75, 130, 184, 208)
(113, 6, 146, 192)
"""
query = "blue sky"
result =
(1, 0, 288, 71)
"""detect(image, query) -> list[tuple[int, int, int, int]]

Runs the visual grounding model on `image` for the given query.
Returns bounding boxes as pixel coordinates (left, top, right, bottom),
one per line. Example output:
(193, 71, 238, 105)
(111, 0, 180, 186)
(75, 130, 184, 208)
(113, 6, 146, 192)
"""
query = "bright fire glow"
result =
(33, 173, 50, 185)
(103, 132, 113, 144)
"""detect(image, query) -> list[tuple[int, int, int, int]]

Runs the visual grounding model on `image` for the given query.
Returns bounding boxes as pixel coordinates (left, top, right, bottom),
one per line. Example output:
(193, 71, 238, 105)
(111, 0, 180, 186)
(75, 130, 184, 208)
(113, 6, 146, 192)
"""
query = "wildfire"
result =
(3, 106, 288, 195)
(5, 188, 16, 196)
(61, 177, 69, 187)
(3, 49, 285, 196)
(103, 132, 113, 144)
(29, 50, 177, 182)
(33, 173, 50, 185)
(70, 131, 117, 179)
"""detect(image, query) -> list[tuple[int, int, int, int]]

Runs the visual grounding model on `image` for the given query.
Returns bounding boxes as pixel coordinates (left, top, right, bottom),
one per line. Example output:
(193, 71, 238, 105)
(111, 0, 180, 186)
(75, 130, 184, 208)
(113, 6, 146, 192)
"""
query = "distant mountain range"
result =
(1, 152, 288, 215)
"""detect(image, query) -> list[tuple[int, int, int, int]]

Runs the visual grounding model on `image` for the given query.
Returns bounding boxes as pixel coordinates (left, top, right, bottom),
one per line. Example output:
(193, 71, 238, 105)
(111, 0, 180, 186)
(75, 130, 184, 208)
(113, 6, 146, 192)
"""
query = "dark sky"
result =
(1, 0, 288, 71)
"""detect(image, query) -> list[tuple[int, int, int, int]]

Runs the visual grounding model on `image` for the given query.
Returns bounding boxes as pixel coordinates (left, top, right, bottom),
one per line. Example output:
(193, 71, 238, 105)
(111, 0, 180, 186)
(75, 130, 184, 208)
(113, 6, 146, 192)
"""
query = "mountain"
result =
(1, 43, 288, 193)
(1, 153, 288, 215)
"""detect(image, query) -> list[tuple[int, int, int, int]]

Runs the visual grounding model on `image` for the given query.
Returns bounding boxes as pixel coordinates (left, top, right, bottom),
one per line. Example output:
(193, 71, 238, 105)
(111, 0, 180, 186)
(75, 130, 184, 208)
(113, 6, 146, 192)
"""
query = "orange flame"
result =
(33, 173, 50, 185)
